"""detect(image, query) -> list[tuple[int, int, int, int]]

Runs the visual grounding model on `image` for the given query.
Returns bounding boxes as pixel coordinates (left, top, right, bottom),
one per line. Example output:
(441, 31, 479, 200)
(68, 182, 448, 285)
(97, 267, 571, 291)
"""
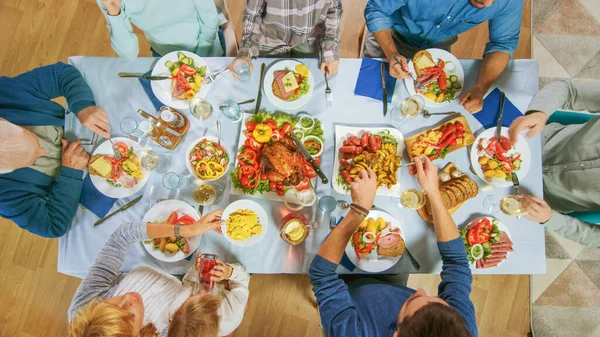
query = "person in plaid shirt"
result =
(228, 0, 343, 76)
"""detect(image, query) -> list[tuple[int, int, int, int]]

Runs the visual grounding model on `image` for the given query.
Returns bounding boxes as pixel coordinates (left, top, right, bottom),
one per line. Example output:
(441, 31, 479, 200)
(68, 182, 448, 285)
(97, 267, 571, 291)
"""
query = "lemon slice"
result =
(295, 64, 309, 78)
(289, 228, 306, 242)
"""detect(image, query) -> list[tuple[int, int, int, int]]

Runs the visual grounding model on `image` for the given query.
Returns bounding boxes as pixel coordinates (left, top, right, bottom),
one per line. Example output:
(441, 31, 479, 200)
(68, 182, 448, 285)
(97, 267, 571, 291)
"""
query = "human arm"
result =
(97, 0, 140, 61)
(459, 51, 510, 113)
(318, 0, 342, 75)
(215, 263, 250, 336)
(238, 0, 266, 59)
(192, 0, 220, 56)
(68, 210, 223, 319)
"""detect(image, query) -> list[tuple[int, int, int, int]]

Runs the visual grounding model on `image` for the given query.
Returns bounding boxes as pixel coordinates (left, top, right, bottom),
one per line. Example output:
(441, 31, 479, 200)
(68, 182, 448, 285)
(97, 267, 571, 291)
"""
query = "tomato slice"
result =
(177, 215, 196, 225)
(467, 228, 478, 246)
(245, 138, 263, 151)
(115, 142, 129, 157)
(166, 211, 179, 225)
(280, 123, 293, 135)
(180, 64, 197, 76)
(245, 122, 257, 132)
(303, 162, 317, 178)
(479, 218, 492, 232)
(265, 119, 278, 130)
(295, 177, 310, 191)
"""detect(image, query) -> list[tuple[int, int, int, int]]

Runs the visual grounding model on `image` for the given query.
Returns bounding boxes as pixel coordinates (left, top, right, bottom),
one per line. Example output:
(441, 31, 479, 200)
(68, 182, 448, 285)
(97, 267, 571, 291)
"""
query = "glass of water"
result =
(232, 58, 252, 83)
(162, 172, 190, 190)
(219, 100, 242, 123)
(139, 150, 171, 173)
(189, 97, 213, 121)
(120, 117, 138, 136)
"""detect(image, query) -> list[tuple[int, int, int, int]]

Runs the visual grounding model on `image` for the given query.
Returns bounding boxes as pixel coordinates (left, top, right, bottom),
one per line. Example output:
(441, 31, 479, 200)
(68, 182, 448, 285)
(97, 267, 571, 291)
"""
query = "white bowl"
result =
(185, 136, 231, 181)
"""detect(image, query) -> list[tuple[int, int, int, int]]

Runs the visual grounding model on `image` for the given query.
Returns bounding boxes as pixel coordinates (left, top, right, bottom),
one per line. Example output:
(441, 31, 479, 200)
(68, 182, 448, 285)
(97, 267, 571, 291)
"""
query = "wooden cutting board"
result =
(404, 115, 475, 161)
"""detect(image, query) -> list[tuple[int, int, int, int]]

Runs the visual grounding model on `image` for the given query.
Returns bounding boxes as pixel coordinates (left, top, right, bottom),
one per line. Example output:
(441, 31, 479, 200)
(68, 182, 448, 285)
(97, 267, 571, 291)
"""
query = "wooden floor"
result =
(0, 0, 531, 336)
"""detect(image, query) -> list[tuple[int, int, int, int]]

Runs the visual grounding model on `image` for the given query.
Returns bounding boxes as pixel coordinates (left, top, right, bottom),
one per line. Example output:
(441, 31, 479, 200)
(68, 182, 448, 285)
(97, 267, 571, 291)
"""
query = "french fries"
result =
(347, 143, 402, 189)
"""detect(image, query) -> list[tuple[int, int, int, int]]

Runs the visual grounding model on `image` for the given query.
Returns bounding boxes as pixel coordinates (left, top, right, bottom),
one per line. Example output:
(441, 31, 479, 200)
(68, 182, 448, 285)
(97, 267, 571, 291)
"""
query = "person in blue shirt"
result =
(0, 63, 110, 238)
(364, 0, 523, 114)
(309, 156, 477, 337)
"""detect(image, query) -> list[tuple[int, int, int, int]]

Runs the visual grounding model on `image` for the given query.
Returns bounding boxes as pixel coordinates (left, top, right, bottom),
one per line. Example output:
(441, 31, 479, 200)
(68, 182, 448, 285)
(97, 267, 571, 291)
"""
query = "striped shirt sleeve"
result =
(239, 0, 267, 58)
(320, 0, 342, 62)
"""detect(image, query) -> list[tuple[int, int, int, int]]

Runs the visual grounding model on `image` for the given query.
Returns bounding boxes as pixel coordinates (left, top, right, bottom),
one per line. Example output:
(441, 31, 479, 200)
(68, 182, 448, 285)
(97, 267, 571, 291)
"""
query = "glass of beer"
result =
(400, 189, 426, 209)
(389, 95, 425, 125)
(197, 253, 218, 292)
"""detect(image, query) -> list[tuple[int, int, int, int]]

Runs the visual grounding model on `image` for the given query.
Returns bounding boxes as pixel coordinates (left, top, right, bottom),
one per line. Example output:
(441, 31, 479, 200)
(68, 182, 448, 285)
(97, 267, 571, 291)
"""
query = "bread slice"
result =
(377, 235, 406, 257)
(88, 155, 113, 179)
(413, 50, 436, 77)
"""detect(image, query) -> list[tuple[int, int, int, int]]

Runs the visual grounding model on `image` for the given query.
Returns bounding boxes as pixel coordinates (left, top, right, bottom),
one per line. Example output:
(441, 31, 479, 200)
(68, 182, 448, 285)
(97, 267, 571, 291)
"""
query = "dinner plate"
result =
(90, 137, 149, 198)
(469, 127, 531, 187)
(263, 59, 314, 110)
(141, 200, 201, 262)
(332, 125, 404, 197)
(221, 199, 269, 247)
(344, 209, 404, 273)
(185, 136, 231, 181)
(462, 216, 512, 269)
(404, 48, 464, 108)
(151, 50, 211, 110)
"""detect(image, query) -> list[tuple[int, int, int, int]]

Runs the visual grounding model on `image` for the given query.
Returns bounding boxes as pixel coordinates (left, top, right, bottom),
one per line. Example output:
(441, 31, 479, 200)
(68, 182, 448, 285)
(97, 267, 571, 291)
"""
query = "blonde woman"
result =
(68, 209, 250, 337)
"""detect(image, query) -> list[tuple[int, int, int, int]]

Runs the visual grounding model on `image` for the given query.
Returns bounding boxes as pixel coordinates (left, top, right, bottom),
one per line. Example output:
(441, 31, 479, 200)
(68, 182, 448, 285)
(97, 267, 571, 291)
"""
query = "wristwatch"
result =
(174, 224, 183, 240)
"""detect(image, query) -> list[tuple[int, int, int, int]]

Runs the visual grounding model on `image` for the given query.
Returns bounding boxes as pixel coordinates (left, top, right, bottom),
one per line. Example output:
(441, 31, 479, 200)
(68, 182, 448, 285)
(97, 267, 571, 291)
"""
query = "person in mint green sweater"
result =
(98, 0, 224, 61)
(0, 63, 110, 238)
(309, 156, 476, 337)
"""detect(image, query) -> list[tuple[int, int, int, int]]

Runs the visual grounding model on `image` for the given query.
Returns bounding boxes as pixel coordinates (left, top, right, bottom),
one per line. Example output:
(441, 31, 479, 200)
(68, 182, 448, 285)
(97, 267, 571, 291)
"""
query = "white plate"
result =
(263, 59, 314, 110)
(469, 127, 531, 187)
(344, 210, 404, 273)
(332, 125, 404, 197)
(141, 200, 201, 262)
(404, 48, 464, 108)
(221, 199, 269, 247)
(151, 51, 211, 110)
(463, 216, 512, 269)
(185, 136, 231, 181)
(90, 137, 149, 198)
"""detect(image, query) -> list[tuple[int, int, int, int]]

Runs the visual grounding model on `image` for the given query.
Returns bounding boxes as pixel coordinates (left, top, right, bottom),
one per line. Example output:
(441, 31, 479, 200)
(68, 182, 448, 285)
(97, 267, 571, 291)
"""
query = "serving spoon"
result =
(422, 110, 459, 118)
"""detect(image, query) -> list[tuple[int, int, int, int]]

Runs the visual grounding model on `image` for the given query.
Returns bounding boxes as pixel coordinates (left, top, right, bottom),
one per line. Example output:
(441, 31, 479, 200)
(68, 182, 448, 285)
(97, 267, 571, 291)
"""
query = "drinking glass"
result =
(232, 58, 252, 83)
(279, 213, 311, 245)
(162, 172, 190, 190)
(139, 150, 171, 173)
(220, 100, 242, 123)
(389, 95, 425, 125)
(197, 253, 218, 292)
(399, 189, 426, 209)
(484, 194, 529, 216)
(189, 97, 213, 121)
(193, 181, 225, 206)
(120, 117, 138, 136)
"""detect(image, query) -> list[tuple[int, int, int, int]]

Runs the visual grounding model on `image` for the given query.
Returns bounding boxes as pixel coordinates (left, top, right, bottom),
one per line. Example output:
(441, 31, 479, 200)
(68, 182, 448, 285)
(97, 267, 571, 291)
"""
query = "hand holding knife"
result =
(496, 91, 506, 142)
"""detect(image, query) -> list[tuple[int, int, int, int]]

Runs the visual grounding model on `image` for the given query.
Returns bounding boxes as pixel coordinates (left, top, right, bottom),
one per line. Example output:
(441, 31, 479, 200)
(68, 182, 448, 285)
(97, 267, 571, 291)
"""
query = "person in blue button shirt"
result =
(364, 0, 523, 114)
(309, 156, 477, 337)
(0, 63, 110, 238)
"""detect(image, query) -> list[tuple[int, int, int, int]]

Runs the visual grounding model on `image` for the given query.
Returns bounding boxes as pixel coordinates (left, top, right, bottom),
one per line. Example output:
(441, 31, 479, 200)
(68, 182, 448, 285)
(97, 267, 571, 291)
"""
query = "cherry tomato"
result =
(277, 182, 283, 188)
(269, 182, 277, 190)
(276, 189, 284, 196)
(261, 173, 268, 180)
(245, 122, 257, 132)
(240, 176, 250, 186)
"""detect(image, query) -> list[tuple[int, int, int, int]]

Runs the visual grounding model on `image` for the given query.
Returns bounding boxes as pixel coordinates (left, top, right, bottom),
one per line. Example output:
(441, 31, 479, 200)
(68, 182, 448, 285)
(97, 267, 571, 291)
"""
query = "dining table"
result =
(58, 56, 545, 279)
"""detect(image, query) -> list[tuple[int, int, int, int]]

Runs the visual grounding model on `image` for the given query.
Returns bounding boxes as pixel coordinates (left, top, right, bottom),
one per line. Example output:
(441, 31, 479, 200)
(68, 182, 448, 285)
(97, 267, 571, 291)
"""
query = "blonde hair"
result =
(69, 299, 158, 337)
(167, 294, 221, 337)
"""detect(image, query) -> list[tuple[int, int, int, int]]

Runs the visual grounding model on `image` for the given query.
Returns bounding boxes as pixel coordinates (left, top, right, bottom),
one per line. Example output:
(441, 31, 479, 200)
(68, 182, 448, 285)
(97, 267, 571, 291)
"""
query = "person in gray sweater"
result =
(508, 79, 600, 248)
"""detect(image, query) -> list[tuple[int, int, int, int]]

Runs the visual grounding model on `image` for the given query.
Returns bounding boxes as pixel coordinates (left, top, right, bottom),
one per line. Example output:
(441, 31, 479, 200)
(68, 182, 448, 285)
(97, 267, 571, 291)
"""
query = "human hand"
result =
(101, 0, 122, 16)
(61, 139, 89, 170)
(188, 209, 223, 237)
(350, 167, 377, 211)
(210, 260, 233, 282)
(508, 112, 548, 146)
(413, 155, 439, 194)
(320, 60, 340, 75)
(387, 53, 409, 79)
(77, 106, 111, 139)
(229, 56, 254, 80)
(459, 86, 486, 113)
(521, 194, 552, 224)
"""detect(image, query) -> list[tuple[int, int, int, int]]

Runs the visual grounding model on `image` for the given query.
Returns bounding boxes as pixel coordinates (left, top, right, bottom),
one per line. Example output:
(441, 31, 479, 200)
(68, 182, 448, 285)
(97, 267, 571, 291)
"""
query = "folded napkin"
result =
(80, 174, 118, 218)
(354, 58, 396, 103)
(474, 88, 524, 129)
(138, 70, 164, 111)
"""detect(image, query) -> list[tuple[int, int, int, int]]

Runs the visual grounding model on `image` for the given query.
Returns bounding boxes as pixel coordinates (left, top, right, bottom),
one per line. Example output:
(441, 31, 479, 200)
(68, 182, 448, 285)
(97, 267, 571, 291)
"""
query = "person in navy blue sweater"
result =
(309, 155, 477, 337)
(0, 63, 111, 238)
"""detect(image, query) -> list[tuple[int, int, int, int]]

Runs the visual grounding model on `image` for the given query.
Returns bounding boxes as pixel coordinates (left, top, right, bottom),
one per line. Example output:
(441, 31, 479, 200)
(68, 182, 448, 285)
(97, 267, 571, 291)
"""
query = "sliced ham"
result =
(480, 259, 502, 268)
(492, 246, 514, 253)
(377, 234, 401, 249)
(117, 171, 136, 188)
(476, 259, 483, 269)
(274, 71, 293, 100)
(182, 238, 191, 254)
(499, 231, 513, 245)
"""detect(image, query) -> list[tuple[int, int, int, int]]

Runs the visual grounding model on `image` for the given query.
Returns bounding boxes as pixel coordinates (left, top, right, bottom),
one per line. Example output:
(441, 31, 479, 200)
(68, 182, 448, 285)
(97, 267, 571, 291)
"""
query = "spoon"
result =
(422, 110, 459, 118)
(216, 120, 221, 147)
(337, 200, 379, 211)
(219, 98, 255, 110)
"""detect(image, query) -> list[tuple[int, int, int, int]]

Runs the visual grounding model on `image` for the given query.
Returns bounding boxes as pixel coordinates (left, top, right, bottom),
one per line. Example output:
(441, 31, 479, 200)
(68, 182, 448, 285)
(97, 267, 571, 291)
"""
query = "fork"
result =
(324, 66, 333, 107)
(108, 139, 122, 160)
(511, 173, 520, 195)
(392, 55, 426, 92)
(80, 132, 99, 146)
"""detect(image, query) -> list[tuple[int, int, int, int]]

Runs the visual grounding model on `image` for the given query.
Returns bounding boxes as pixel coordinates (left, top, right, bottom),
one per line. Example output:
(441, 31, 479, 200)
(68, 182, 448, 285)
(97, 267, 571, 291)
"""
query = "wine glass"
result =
(389, 95, 425, 125)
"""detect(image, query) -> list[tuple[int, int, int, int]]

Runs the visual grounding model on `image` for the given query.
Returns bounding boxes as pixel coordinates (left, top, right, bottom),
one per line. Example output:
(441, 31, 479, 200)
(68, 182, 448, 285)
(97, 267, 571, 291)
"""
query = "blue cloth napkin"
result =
(474, 88, 524, 129)
(80, 174, 118, 218)
(354, 58, 396, 103)
(138, 70, 164, 111)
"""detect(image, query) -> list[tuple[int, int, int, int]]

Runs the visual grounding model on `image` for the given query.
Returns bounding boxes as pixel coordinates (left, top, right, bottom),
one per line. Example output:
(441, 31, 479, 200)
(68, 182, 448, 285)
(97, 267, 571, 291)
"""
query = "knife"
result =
(380, 63, 388, 116)
(118, 73, 170, 80)
(255, 63, 267, 114)
(94, 195, 143, 227)
(290, 133, 329, 184)
(496, 90, 506, 142)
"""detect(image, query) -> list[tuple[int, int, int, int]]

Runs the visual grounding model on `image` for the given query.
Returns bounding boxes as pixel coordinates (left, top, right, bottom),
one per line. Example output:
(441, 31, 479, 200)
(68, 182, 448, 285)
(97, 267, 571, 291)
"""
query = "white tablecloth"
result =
(58, 56, 545, 278)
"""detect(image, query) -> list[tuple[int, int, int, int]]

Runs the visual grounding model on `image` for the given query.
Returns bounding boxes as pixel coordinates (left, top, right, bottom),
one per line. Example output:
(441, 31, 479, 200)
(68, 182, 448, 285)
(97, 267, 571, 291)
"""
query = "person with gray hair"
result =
(0, 63, 110, 238)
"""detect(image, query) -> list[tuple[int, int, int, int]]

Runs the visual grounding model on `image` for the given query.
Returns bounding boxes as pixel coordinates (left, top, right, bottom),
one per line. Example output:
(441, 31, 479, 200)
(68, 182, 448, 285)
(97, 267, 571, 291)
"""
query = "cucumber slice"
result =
(182, 58, 191, 65)
(453, 82, 462, 90)
(449, 75, 458, 82)
(173, 61, 182, 69)
(177, 52, 186, 61)
(165, 60, 173, 68)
